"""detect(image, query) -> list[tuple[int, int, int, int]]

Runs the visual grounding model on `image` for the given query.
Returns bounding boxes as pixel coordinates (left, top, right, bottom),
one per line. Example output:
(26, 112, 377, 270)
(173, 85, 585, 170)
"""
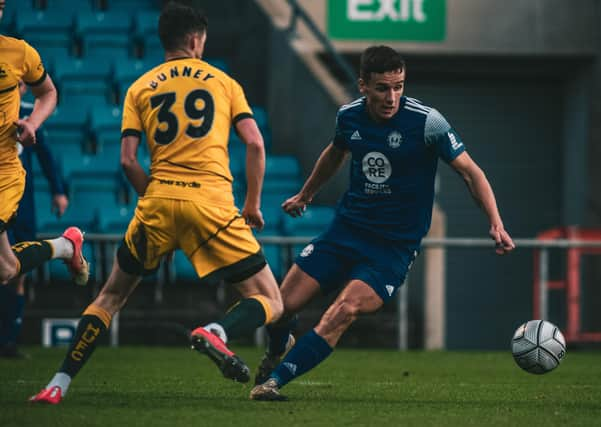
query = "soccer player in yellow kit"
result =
(30, 1, 283, 404)
(0, 0, 88, 292)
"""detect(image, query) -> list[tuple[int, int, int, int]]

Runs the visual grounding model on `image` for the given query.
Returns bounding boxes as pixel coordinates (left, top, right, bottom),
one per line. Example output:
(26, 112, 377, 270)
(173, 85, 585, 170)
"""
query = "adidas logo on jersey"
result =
(351, 130, 362, 140)
(283, 362, 297, 375)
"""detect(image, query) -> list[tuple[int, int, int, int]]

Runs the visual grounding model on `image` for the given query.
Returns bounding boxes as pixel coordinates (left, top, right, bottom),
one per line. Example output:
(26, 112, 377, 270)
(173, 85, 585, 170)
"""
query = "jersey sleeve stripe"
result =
(404, 105, 430, 116)
(0, 84, 17, 95)
(24, 70, 47, 87)
(122, 129, 142, 138)
(405, 98, 431, 113)
(233, 112, 253, 124)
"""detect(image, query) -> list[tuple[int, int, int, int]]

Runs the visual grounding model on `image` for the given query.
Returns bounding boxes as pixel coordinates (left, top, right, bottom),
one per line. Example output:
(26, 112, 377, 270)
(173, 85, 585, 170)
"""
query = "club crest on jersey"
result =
(387, 131, 403, 148)
(300, 244, 314, 257)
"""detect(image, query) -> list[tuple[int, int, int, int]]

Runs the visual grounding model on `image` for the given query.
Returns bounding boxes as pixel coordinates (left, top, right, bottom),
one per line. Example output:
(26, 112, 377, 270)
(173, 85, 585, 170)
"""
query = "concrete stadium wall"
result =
(258, 0, 601, 348)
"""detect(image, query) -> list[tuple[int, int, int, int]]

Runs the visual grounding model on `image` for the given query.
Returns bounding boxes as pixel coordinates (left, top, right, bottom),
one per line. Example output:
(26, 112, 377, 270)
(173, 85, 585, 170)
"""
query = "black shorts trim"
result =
(0, 214, 16, 234)
(24, 70, 47, 87)
(0, 84, 17, 95)
(116, 239, 158, 276)
(200, 251, 266, 286)
(233, 112, 253, 125)
(122, 129, 142, 139)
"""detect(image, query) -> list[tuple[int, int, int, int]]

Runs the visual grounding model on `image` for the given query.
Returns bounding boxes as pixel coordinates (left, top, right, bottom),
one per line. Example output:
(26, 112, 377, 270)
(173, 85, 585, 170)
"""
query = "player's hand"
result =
(13, 119, 37, 146)
(52, 194, 69, 218)
(489, 224, 515, 255)
(282, 193, 310, 217)
(242, 205, 265, 231)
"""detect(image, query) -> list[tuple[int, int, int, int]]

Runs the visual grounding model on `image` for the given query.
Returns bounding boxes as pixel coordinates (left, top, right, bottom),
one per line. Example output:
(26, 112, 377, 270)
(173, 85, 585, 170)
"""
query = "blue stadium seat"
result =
(80, 33, 132, 58)
(21, 31, 73, 60)
(97, 203, 134, 234)
(89, 105, 122, 148)
(0, 0, 25, 33)
(44, 0, 93, 13)
(282, 205, 336, 257)
(252, 106, 272, 149)
(262, 244, 283, 280)
(34, 44, 73, 63)
(262, 155, 302, 196)
(141, 34, 162, 60)
(75, 10, 132, 57)
(173, 250, 198, 282)
(14, 9, 73, 39)
(228, 132, 245, 171)
(102, 0, 160, 13)
(113, 57, 160, 103)
(257, 205, 285, 279)
(53, 56, 113, 108)
(133, 10, 159, 40)
(262, 178, 301, 196)
(261, 193, 287, 213)
(35, 190, 99, 233)
(75, 10, 131, 35)
(282, 206, 335, 237)
(33, 189, 60, 230)
(265, 155, 301, 180)
(44, 105, 88, 151)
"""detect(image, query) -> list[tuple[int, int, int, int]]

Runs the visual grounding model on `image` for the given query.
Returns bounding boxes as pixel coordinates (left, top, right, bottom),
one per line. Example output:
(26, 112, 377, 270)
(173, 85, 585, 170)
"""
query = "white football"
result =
(511, 320, 566, 374)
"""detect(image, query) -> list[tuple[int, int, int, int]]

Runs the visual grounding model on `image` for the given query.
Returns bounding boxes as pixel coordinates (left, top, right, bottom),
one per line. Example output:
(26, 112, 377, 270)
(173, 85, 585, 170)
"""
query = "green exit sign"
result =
(327, 0, 446, 41)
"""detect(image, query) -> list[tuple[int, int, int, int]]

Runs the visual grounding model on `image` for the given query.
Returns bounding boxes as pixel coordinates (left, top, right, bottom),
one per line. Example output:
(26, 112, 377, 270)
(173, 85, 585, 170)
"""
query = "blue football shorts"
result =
(294, 219, 419, 303)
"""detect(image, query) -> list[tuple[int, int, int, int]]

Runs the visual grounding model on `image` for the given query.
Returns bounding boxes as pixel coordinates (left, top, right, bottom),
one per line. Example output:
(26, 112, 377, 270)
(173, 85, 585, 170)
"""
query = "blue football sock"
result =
(0, 286, 19, 346)
(7, 294, 25, 344)
(271, 329, 332, 388)
(267, 314, 298, 355)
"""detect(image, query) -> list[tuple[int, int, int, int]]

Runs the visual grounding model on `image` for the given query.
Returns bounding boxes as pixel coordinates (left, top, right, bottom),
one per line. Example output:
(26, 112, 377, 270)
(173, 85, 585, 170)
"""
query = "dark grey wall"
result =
(410, 74, 564, 349)
(266, 29, 350, 206)
(262, 1, 601, 349)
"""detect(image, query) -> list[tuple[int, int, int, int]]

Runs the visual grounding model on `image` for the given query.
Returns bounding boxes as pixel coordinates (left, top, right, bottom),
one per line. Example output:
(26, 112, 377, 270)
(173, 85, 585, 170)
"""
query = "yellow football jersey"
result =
(121, 57, 252, 204)
(0, 36, 46, 172)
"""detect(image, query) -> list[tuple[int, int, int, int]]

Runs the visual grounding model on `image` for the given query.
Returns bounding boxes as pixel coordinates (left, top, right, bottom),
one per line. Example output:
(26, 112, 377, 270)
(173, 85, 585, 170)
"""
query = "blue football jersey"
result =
(332, 96, 465, 242)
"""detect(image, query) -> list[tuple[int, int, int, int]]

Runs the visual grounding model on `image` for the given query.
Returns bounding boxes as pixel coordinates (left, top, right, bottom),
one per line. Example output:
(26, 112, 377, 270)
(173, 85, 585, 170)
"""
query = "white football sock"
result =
(45, 237, 74, 260)
(47, 372, 72, 396)
(203, 322, 228, 343)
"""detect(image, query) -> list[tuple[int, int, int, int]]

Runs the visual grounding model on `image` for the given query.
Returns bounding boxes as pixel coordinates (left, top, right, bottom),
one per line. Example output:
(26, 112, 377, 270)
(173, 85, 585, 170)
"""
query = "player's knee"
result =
(326, 299, 360, 327)
(337, 299, 360, 321)
(0, 261, 18, 284)
(269, 297, 284, 323)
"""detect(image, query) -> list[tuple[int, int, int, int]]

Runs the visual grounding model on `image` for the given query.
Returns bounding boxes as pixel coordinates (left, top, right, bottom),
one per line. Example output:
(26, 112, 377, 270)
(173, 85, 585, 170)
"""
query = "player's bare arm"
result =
(121, 135, 149, 196)
(450, 151, 515, 254)
(236, 117, 265, 230)
(282, 143, 349, 217)
(15, 76, 57, 146)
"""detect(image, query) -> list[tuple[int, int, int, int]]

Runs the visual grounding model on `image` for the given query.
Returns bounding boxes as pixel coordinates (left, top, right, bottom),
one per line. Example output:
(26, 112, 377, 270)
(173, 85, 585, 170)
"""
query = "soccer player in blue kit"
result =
(250, 45, 515, 401)
(0, 82, 69, 359)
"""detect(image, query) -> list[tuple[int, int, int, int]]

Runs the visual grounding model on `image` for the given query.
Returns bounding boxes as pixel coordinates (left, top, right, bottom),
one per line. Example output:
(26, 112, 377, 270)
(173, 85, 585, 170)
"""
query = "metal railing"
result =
(36, 234, 601, 349)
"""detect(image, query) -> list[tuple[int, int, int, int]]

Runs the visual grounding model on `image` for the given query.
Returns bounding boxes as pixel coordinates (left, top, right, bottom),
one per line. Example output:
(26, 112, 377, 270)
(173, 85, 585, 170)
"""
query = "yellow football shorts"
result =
(0, 169, 25, 232)
(123, 197, 264, 282)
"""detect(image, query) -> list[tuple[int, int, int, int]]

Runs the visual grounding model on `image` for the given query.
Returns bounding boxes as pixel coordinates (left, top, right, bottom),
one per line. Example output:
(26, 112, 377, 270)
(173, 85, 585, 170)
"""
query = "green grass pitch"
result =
(1, 347, 600, 426)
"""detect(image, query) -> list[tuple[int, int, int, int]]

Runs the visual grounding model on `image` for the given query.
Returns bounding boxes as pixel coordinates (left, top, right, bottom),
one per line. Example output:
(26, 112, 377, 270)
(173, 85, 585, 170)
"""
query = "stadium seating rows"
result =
(2, 0, 329, 283)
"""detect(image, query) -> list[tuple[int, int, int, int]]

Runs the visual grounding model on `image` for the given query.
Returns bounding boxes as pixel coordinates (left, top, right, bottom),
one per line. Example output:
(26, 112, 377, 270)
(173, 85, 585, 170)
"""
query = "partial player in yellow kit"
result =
(30, 1, 283, 404)
(0, 0, 88, 291)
